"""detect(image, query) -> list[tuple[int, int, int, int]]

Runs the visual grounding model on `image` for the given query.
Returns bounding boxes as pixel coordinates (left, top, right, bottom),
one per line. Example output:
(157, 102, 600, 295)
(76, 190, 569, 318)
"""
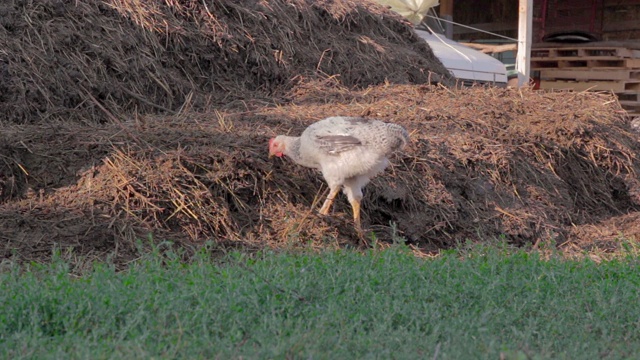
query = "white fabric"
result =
(374, 0, 439, 25)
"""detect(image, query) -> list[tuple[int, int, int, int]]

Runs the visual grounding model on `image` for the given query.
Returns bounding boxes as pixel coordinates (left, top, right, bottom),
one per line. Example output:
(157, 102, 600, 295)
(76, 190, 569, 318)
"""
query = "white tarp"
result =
(374, 0, 439, 25)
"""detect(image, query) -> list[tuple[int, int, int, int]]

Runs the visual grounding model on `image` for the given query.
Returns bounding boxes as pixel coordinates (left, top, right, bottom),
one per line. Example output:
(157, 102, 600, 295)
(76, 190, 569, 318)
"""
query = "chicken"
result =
(268, 116, 409, 232)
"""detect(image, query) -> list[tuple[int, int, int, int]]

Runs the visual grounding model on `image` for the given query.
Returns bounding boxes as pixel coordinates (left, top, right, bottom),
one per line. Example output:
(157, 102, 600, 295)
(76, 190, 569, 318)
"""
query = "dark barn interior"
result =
(436, 0, 640, 116)
(443, 0, 640, 42)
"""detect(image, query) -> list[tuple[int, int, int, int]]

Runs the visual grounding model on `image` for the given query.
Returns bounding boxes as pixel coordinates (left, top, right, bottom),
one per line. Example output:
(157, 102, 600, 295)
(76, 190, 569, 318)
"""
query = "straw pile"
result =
(2, 81, 640, 264)
(0, 0, 451, 125)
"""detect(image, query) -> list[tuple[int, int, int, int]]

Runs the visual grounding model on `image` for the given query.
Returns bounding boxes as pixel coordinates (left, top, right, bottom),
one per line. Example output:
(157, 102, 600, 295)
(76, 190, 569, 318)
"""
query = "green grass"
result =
(1, 245, 640, 359)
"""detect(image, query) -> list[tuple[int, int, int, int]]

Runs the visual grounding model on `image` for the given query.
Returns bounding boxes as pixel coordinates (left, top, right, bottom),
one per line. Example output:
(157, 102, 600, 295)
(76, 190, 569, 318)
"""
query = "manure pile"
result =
(1, 1, 640, 265)
(0, 0, 451, 125)
(2, 83, 640, 263)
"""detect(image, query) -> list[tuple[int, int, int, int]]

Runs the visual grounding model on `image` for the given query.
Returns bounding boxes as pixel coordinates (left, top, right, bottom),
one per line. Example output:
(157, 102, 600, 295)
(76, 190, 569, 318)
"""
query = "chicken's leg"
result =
(319, 186, 340, 215)
(349, 197, 362, 233)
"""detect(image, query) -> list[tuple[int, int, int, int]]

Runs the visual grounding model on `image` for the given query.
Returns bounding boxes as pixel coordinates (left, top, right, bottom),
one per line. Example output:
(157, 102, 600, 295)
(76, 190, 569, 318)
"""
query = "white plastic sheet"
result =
(374, 0, 439, 25)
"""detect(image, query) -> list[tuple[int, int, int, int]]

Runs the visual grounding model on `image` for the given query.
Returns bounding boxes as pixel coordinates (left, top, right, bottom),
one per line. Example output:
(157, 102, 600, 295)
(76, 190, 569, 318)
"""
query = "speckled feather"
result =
(275, 116, 409, 190)
(309, 117, 408, 157)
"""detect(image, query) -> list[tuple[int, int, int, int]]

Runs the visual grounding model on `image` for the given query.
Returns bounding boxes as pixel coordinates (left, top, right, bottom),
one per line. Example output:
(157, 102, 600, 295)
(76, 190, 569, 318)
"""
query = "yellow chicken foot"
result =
(350, 198, 369, 246)
(350, 198, 361, 230)
(318, 187, 340, 215)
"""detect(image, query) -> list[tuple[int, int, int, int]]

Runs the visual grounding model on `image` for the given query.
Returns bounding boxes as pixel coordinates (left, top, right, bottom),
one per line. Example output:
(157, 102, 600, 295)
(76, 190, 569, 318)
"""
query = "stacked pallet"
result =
(531, 45, 640, 116)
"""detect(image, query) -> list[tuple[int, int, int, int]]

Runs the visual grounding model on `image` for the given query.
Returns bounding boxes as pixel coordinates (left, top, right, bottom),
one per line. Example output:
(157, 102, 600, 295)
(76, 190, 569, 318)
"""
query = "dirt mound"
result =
(2, 1, 640, 265)
(2, 83, 640, 264)
(0, 0, 452, 125)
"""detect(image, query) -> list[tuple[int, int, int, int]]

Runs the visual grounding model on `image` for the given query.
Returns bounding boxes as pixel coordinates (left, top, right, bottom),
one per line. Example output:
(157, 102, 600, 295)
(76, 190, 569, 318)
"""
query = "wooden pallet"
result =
(531, 47, 640, 59)
(540, 80, 640, 92)
(620, 100, 640, 108)
(531, 58, 640, 70)
(620, 101, 640, 117)
(617, 92, 640, 102)
(539, 69, 640, 81)
(533, 44, 640, 95)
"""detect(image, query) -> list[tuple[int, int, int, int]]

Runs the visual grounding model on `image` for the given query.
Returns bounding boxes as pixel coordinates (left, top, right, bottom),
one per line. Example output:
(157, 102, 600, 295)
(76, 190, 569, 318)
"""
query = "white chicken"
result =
(269, 116, 409, 232)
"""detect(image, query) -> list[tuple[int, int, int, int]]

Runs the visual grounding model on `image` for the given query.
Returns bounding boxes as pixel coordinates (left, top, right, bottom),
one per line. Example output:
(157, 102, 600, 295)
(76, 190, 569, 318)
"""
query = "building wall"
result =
(602, 0, 640, 40)
(448, 0, 640, 43)
(537, 0, 603, 41)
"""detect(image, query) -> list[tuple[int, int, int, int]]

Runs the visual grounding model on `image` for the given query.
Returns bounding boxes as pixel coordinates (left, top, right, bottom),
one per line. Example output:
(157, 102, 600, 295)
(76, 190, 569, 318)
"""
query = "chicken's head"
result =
(268, 137, 285, 158)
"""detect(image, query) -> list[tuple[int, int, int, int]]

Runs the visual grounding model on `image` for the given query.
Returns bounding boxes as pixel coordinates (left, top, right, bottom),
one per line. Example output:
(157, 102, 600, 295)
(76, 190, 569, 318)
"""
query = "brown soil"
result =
(1, 1, 640, 266)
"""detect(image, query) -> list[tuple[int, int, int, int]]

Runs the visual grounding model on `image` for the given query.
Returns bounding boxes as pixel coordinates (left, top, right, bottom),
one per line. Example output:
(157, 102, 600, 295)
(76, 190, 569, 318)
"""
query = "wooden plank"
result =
(589, 59, 640, 68)
(531, 47, 636, 58)
(620, 100, 640, 116)
(617, 92, 640, 102)
(532, 55, 638, 61)
(532, 58, 640, 69)
(531, 49, 552, 58)
(539, 69, 640, 81)
(619, 100, 640, 108)
(533, 41, 640, 51)
(540, 80, 640, 92)
(531, 60, 565, 69)
(581, 48, 639, 57)
(460, 43, 518, 54)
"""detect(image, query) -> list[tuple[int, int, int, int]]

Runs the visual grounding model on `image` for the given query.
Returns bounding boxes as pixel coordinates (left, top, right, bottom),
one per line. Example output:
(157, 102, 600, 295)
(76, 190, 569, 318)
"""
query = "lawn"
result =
(1, 244, 640, 359)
